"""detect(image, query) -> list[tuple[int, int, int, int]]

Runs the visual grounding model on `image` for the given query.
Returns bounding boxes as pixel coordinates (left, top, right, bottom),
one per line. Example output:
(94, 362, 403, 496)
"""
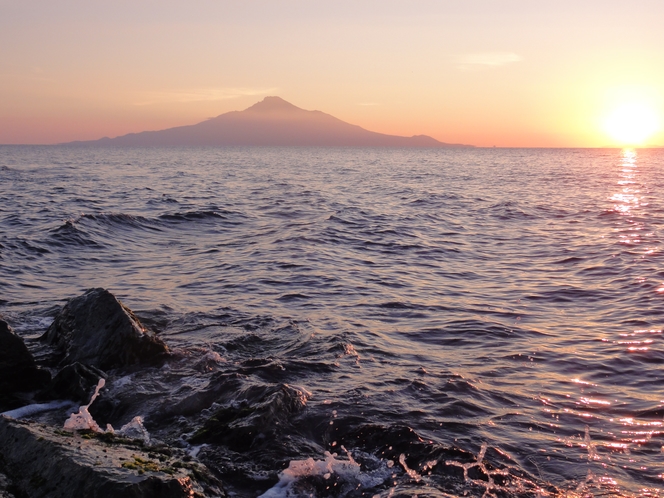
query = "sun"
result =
(603, 103, 660, 146)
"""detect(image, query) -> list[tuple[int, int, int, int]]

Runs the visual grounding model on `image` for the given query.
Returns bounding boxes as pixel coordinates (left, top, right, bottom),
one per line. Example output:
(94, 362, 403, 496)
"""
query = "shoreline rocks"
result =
(0, 290, 223, 497)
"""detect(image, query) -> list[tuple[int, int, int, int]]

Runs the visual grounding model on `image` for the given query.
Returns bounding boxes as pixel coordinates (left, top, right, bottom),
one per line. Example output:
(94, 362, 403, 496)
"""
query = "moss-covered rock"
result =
(0, 416, 224, 497)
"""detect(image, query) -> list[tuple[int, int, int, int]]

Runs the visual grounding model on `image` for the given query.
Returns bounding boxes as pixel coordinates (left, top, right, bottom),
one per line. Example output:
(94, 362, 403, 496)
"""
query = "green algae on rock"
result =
(0, 416, 225, 497)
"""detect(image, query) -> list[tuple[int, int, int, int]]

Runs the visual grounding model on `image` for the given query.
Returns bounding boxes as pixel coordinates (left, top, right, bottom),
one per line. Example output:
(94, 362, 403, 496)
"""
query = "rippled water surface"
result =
(1, 146, 663, 497)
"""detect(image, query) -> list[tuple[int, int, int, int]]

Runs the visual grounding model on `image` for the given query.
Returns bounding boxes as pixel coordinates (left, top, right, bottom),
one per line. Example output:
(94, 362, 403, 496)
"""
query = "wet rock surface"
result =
(191, 383, 310, 451)
(0, 470, 17, 498)
(37, 362, 107, 405)
(0, 319, 51, 411)
(0, 416, 225, 498)
(41, 288, 169, 370)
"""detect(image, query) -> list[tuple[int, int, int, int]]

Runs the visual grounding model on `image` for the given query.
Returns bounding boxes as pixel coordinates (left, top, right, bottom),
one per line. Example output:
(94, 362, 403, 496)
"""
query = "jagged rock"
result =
(0, 320, 51, 402)
(190, 383, 310, 451)
(0, 416, 225, 497)
(41, 289, 168, 370)
(38, 362, 107, 405)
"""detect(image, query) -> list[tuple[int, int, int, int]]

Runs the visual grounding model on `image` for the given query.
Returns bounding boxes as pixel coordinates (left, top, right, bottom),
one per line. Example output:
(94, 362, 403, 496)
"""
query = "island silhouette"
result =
(66, 97, 472, 147)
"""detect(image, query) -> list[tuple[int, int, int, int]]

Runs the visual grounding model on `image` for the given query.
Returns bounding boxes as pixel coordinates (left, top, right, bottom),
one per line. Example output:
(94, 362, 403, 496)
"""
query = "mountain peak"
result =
(245, 96, 303, 113)
(67, 96, 473, 147)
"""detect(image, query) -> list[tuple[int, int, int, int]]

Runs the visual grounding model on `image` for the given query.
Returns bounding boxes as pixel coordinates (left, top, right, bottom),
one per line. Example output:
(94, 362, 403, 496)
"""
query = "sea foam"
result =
(259, 449, 388, 498)
(1, 400, 76, 419)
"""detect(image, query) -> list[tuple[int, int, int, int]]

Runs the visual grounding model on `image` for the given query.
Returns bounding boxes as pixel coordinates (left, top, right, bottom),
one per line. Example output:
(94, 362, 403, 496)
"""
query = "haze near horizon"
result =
(2, 0, 663, 147)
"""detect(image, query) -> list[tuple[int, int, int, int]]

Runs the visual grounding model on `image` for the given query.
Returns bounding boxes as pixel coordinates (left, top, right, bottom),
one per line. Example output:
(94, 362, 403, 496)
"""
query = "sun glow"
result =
(604, 103, 660, 146)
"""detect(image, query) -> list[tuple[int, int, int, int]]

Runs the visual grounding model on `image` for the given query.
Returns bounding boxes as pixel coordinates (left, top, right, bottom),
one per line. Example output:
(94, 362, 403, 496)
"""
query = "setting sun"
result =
(604, 103, 660, 146)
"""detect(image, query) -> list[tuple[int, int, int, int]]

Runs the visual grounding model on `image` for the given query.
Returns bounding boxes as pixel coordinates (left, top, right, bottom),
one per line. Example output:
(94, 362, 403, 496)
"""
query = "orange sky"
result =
(1, 0, 663, 147)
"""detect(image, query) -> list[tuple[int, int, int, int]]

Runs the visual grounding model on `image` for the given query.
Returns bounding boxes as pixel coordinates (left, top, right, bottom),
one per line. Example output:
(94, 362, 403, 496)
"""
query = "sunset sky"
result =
(2, 0, 663, 147)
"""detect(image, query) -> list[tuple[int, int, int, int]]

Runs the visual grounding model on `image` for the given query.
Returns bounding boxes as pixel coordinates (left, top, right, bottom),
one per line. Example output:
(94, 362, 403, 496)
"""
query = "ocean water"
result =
(1, 145, 663, 497)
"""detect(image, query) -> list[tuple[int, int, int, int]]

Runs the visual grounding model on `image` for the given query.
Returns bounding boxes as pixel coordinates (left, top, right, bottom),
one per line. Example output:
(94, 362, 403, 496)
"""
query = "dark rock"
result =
(0, 469, 17, 498)
(159, 372, 246, 420)
(190, 383, 310, 451)
(0, 416, 225, 497)
(41, 289, 169, 370)
(0, 320, 51, 400)
(38, 362, 107, 405)
(190, 383, 320, 493)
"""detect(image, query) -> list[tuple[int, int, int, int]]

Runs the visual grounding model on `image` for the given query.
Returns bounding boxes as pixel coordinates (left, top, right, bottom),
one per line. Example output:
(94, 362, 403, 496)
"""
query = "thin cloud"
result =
(454, 52, 523, 68)
(357, 102, 380, 106)
(134, 87, 278, 106)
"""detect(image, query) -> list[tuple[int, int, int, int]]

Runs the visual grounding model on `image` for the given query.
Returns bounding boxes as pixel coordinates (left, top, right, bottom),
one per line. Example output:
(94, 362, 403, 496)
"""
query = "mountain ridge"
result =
(65, 97, 473, 148)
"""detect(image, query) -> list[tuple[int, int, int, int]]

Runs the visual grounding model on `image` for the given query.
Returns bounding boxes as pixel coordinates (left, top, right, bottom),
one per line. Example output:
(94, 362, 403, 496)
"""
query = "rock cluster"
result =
(0, 289, 223, 497)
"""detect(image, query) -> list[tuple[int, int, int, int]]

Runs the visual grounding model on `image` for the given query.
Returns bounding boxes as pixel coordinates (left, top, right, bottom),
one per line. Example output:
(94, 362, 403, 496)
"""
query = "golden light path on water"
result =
(565, 149, 664, 497)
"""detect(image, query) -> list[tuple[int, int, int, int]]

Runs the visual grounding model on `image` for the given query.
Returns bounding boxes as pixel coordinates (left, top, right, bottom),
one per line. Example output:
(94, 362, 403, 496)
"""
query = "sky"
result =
(1, 0, 663, 147)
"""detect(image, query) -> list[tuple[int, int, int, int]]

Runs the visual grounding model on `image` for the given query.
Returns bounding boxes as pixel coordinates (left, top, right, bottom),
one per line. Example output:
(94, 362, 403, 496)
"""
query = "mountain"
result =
(66, 97, 472, 147)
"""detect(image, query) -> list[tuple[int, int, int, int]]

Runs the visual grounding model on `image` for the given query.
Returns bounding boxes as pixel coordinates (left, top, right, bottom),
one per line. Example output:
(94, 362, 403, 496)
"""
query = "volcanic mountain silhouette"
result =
(69, 97, 471, 147)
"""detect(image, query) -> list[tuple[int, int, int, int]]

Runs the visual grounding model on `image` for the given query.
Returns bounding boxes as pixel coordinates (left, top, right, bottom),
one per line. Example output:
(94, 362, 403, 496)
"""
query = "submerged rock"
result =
(0, 416, 225, 497)
(0, 320, 51, 405)
(191, 383, 310, 451)
(41, 288, 168, 370)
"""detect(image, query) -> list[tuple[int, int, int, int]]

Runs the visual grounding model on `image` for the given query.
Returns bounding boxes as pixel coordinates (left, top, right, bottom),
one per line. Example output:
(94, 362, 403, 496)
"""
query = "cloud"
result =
(454, 52, 523, 68)
(134, 87, 278, 106)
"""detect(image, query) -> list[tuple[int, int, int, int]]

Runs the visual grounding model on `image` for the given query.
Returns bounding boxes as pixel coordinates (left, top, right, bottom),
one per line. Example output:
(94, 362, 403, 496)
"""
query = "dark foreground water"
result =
(1, 146, 663, 497)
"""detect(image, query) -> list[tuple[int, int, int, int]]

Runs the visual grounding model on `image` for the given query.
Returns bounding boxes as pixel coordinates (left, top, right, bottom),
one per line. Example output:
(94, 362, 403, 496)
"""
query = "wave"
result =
(0, 238, 52, 257)
(48, 220, 103, 248)
(40, 209, 246, 252)
(159, 210, 229, 222)
(76, 212, 161, 230)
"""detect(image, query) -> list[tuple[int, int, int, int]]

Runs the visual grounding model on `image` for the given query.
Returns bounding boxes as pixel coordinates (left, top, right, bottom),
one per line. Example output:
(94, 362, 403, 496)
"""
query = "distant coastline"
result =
(63, 97, 473, 148)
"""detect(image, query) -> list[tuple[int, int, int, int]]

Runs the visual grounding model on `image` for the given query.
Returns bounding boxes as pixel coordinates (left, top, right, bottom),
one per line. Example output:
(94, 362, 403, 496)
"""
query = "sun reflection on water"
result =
(611, 149, 639, 209)
(554, 149, 664, 495)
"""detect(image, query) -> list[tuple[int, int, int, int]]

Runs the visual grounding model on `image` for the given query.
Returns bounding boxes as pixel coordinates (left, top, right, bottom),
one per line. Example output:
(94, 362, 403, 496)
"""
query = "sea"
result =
(1, 145, 663, 497)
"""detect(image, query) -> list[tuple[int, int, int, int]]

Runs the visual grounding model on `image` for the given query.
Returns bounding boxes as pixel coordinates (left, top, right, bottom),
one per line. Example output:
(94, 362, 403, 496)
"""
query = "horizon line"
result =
(1, 143, 662, 149)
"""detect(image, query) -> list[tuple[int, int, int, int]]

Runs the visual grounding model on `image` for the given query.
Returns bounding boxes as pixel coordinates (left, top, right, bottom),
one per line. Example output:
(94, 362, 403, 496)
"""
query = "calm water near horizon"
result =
(1, 145, 663, 497)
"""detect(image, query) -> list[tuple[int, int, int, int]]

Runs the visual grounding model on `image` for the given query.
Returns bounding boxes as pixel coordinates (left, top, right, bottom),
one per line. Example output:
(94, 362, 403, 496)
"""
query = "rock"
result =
(0, 320, 51, 400)
(38, 362, 107, 405)
(41, 289, 168, 370)
(0, 470, 17, 498)
(188, 384, 322, 492)
(0, 416, 225, 497)
(190, 383, 310, 451)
